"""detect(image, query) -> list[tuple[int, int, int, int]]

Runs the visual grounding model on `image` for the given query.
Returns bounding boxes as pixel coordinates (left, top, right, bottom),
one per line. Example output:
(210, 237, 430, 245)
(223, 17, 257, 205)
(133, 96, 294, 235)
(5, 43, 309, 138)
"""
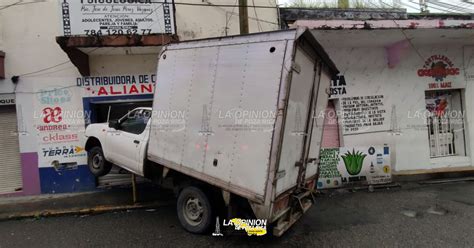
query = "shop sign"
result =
(77, 74, 156, 96)
(0, 94, 15, 105)
(417, 55, 461, 89)
(59, 0, 175, 36)
(329, 75, 347, 98)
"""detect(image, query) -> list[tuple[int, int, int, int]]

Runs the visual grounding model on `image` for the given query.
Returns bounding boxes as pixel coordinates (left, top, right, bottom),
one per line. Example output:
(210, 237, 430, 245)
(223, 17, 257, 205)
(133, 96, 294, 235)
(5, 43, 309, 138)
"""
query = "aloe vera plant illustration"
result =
(341, 149, 367, 176)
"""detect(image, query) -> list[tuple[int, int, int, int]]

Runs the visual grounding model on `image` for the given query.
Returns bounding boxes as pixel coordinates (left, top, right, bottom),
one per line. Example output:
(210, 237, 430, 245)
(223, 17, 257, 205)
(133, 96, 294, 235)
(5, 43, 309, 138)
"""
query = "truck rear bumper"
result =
(272, 190, 314, 236)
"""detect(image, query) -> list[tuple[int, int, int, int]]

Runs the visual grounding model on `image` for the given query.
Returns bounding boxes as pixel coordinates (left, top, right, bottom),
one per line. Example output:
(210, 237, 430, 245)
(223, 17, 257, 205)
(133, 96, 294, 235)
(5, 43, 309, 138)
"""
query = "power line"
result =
(252, 0, 264, 32)
(366, 0, 425, 62)
(0, 0, 46, 11)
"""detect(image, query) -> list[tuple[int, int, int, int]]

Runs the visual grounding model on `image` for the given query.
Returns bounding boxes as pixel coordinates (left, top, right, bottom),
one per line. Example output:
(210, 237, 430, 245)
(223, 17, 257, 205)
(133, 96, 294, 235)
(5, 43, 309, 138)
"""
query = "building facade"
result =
(293, 19, 474, 188)
(0, 0, 279, 196)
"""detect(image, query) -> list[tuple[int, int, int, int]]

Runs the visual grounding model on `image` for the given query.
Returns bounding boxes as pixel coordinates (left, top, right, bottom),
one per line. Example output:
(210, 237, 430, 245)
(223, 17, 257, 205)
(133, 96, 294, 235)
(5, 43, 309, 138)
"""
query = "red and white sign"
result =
(417, 55, 463, 90)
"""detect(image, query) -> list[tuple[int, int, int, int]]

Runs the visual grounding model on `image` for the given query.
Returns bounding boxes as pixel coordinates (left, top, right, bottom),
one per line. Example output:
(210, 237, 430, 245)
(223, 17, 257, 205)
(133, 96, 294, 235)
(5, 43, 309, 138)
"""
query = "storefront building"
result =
(294, 19, 474, 188)
(0, 0, 279, 196)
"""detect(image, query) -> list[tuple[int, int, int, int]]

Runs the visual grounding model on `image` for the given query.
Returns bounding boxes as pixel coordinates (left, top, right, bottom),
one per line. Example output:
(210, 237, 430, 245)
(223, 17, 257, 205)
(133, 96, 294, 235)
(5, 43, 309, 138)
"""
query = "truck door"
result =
(276, 45, 321, 195)
(105, 109, 150, 175)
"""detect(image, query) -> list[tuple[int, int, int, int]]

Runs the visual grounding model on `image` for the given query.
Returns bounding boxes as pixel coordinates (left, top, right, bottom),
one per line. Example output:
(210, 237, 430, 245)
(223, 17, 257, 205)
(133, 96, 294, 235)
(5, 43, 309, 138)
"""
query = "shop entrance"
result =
(0, 105, 23, 194)
(425, 90, 466, 158)
(84, 96, 153, 188)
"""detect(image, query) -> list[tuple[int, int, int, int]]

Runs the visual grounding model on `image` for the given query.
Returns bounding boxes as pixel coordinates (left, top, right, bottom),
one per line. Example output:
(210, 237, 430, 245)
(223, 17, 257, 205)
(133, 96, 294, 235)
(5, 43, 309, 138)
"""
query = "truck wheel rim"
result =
(183, 197, 204, 226)
(92, 154, 103, 169)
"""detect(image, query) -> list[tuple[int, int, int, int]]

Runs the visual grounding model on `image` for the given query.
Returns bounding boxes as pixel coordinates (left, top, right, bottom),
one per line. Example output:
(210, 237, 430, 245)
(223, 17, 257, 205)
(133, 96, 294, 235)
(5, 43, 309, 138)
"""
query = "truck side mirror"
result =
(109, 120, 120, 130)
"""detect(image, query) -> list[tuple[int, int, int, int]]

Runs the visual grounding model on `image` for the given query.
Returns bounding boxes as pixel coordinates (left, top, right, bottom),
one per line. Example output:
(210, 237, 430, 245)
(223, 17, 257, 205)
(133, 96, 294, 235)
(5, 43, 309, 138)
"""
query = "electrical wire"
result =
(0, 0, 46, 10)
(225, 0, 239, 36)
(252, 0, 264, 32)
(365, 0, 425, 62)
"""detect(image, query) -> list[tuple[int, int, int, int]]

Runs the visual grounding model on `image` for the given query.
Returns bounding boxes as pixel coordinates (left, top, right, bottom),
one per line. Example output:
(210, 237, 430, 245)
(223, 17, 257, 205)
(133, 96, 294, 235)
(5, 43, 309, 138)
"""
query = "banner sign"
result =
(59, 0, 175, 36)
(318, 146, 392, 189)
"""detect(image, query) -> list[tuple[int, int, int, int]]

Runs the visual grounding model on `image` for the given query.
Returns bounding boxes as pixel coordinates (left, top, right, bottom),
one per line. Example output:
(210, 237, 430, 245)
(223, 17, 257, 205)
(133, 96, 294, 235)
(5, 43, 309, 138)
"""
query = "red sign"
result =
(42, 133, 78, 144)
(417, 55, 460, 82)
(43, 107, 62, 124)
(85, 84, 154, 96)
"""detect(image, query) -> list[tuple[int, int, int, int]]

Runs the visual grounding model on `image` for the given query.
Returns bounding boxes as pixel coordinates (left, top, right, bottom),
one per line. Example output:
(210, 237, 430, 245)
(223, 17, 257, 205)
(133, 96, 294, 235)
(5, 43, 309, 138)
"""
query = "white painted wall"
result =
(312, 29, 473, 174)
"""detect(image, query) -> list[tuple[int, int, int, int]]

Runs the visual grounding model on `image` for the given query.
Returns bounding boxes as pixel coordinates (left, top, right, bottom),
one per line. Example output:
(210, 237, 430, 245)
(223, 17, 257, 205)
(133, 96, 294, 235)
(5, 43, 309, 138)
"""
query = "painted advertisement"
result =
(34, 86, 88, 170)
(317, 145, 392, 189)
(59, 0, 175, 36)
(418, 55, 465, 90)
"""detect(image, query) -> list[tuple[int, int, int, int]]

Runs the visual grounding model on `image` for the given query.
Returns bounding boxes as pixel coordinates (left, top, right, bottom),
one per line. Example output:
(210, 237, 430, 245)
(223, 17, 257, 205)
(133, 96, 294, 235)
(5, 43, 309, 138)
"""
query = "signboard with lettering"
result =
(418, 55, 465, 90)
(77, 74, 156, 96)
(59, 0, 175, 36)
(317, 146, 392, 189)
(0, 93, 15, 105)
(340, 95, 389, 134)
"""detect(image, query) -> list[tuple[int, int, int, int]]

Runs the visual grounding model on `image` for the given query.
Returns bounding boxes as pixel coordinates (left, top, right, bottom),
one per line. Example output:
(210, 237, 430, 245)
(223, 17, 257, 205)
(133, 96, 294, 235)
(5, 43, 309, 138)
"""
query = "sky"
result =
(276, 0, 474, 13)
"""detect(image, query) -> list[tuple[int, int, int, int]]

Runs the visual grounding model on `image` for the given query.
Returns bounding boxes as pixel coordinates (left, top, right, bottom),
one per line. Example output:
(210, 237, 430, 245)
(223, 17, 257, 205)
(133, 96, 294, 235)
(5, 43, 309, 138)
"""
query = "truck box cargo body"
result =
(148, 28, 339, 234)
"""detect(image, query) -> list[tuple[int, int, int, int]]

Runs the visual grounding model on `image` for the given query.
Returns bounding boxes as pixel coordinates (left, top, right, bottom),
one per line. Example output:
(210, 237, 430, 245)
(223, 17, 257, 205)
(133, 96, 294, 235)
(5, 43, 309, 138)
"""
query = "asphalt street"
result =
(1, 181, 474, 247)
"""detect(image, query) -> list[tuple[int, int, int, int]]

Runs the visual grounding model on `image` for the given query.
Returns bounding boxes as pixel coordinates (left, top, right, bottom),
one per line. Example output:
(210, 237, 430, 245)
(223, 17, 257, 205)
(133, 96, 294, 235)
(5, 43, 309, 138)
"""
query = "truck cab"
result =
(84, 107, 152, 177)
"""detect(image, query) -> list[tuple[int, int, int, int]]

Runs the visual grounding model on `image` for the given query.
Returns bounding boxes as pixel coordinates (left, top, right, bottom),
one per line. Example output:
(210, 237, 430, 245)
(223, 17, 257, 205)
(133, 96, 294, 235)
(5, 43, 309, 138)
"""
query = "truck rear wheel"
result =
(87, 146, 112, 177)
(177, 186, 213, 234)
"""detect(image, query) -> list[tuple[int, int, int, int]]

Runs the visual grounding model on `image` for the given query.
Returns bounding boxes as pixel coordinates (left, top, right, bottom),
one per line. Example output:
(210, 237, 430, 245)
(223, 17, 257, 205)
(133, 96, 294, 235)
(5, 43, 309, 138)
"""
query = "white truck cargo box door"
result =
(305, 70, 332, 179)
(276, 47, 317, 195)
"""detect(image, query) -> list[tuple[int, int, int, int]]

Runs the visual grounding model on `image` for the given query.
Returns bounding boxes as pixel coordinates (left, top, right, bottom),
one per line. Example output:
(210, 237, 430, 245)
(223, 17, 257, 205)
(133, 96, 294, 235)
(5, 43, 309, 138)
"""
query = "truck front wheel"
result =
(177, 186, 213, 234)
(87, 146, 112, 177)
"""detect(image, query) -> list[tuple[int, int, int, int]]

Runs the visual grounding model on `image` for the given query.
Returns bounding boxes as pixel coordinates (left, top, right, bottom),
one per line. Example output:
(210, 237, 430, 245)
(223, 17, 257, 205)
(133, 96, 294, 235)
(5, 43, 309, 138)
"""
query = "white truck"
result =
(84, 28, 339, 236)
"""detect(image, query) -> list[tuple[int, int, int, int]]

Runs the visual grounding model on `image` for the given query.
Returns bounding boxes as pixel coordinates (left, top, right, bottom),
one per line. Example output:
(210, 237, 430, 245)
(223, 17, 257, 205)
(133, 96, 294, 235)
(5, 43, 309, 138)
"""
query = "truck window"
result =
(119, 109, 150, 135)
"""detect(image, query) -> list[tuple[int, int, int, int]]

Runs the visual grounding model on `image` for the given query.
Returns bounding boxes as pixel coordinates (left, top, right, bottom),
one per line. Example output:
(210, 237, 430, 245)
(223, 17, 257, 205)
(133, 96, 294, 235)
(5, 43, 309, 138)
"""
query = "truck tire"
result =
(87, 146, 112, 177)
(177, 186, 213, 234)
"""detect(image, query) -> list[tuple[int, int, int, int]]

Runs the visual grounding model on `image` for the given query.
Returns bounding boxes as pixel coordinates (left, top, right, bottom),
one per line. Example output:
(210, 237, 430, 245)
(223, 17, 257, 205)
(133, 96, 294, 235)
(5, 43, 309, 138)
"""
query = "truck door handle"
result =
(134, 140, 140, 144)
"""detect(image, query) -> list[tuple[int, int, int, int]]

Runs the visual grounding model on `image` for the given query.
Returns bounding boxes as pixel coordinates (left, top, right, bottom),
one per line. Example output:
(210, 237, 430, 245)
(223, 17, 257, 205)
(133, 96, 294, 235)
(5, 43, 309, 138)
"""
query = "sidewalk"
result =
(0, 183, 174, 221)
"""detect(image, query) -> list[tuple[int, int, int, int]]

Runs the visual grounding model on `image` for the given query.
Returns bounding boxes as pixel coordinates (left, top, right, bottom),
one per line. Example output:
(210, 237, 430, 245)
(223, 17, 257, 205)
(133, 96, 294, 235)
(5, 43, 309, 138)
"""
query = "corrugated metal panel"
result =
(0, 105, 23, 194)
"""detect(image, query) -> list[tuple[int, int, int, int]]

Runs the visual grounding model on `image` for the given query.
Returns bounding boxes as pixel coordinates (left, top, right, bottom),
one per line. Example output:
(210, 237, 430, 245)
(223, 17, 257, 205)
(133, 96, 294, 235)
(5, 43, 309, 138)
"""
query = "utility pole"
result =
(419, 0, 429, 13)
(239, 0, 249, 35)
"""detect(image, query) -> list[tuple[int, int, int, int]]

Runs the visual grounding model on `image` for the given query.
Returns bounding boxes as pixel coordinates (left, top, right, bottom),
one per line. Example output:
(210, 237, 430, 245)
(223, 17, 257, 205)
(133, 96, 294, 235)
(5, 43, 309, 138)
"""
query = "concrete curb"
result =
(0, 200, 174, 222)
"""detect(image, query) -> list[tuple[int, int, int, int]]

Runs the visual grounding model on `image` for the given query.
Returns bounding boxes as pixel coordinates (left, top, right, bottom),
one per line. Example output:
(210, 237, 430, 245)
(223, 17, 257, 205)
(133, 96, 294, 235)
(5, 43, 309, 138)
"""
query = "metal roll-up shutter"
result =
(321, 101, 341, 148)
(0, 105, 23, 194)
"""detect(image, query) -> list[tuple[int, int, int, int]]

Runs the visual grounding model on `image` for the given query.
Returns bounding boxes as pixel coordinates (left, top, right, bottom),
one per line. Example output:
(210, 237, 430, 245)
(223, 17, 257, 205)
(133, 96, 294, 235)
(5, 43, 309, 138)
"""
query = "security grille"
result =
(0, 105, 23, 194)
(427, 114, 455, 157)
(426, 90, 466, 158)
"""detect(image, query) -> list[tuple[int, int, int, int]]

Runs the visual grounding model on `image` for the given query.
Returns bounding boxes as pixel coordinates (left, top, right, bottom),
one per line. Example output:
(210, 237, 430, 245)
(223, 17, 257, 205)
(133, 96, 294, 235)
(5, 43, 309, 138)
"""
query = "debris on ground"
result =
(427, 205, 448, 216)
(401, 209, 418, 218)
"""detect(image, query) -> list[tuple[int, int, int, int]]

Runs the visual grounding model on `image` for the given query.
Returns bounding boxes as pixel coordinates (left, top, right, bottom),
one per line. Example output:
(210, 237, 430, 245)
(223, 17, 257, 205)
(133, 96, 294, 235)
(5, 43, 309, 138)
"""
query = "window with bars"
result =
(425, 90, 466, 158)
